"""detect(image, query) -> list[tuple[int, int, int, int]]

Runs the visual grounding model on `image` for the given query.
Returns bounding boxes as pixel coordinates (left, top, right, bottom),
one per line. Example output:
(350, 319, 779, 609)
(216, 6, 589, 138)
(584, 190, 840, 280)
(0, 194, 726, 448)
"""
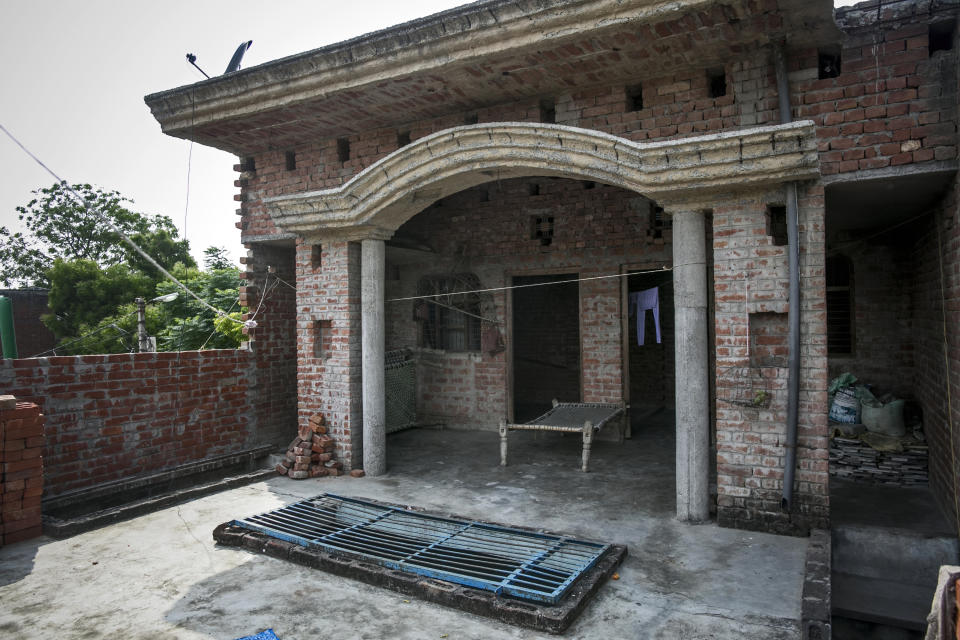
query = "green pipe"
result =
(0, 296, 18, 359)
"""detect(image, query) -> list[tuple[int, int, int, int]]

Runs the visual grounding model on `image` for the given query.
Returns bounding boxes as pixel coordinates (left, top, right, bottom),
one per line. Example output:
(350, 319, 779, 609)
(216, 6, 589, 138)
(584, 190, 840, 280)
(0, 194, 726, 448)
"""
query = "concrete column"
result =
(671, 208, 710, 523)
(361, 238, 386, 476)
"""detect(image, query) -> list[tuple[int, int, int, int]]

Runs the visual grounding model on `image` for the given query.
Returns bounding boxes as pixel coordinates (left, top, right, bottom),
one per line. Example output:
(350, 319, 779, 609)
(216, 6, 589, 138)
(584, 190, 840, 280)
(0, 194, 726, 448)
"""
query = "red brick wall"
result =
(802, 4, 958, 176)
(240, 244, 299, 448)
(0, 398, 44, 546)
(384, 178, 672, 429)
(911, 175, 960, 535)
(294, 240, 362, 468)
(0, 350, 267, 498)
(713, 185, 829, 534)
(826, 240, 916, 397)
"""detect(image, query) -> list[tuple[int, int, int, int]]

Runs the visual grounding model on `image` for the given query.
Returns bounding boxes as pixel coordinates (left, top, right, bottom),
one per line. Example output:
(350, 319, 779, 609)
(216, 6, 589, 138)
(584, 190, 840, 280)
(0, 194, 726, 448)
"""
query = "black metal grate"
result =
(232, 493, 608, 604)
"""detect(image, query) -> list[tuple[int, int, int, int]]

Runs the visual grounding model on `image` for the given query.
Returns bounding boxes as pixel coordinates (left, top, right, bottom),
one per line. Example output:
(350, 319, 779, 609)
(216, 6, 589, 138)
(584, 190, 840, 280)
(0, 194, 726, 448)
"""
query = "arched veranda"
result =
(263, 121, 820, 522)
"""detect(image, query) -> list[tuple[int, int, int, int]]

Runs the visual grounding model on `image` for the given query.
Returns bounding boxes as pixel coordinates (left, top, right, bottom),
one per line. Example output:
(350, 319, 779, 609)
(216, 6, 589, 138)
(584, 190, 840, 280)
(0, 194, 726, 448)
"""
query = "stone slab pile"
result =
(829, 437, 929, 486)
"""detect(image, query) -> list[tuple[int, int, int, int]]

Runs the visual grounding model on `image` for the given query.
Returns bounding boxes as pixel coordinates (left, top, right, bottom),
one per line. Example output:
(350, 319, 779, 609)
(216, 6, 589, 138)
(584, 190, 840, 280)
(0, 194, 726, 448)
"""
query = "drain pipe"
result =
(773, 43, 802, 511)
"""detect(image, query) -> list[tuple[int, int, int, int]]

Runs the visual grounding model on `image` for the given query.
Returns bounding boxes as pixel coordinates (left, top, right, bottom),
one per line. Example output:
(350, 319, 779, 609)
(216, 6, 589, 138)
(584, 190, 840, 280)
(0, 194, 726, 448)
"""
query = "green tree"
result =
(0, 182, 194, 287)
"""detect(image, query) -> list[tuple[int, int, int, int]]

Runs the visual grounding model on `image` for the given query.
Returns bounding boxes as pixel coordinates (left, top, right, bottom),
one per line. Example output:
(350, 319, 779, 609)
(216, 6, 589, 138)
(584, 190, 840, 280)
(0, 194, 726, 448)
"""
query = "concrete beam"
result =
(671, 208, 710, 523)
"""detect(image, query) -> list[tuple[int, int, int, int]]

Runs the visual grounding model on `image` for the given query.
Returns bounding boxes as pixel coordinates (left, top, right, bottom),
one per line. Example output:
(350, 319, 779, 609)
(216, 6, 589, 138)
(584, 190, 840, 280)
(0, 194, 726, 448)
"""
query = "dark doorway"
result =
(627, 271, 675, 415)
(512, 274, 580, 422)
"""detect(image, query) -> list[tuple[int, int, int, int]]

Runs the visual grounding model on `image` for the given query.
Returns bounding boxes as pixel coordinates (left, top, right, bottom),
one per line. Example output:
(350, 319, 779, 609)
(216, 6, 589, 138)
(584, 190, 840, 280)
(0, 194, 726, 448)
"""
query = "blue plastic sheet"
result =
(235, 630, 279, 640)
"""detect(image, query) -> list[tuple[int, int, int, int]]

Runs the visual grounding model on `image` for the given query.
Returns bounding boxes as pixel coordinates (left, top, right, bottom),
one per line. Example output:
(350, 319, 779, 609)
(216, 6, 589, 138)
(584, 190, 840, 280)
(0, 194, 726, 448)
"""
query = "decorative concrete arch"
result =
(263, 120, 819, 238)
(268, 120, 821, 522)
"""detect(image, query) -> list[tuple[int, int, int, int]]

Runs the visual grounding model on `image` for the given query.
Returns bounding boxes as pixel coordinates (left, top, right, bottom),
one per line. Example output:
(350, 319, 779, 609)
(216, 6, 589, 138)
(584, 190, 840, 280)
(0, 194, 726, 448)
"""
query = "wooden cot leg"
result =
(499, 420, 508, 466)
(581, 421, 593, 472)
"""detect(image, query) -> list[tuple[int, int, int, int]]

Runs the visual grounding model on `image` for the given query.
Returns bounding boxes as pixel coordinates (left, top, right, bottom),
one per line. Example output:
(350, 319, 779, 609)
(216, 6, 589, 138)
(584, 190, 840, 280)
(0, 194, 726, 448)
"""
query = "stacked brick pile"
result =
(276, 413, 358, 479)
(1, 395, 44, 546)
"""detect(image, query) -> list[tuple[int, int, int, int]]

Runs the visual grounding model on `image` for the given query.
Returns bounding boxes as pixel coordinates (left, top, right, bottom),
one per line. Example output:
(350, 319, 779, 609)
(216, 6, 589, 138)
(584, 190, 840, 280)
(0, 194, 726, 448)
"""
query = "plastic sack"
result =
(829, 386, 860, 424)
(862, 398, 906, 437)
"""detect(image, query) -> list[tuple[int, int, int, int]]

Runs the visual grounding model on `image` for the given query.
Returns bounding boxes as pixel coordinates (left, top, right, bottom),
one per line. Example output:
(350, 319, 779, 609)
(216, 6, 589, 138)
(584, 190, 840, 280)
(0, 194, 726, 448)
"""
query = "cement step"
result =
(831, 572, 930, 630)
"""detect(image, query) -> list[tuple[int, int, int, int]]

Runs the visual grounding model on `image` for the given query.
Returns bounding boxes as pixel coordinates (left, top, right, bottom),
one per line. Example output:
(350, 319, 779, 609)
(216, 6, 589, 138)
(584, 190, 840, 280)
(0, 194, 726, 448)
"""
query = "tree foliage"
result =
(0, 182, 193, 288)
(4, 181, 248, 356)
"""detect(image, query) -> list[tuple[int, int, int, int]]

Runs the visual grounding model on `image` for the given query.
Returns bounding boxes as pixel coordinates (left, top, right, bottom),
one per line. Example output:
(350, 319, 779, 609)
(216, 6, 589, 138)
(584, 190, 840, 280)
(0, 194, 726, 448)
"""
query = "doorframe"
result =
(620, 260, 671, 429)
(505, 266, 583, 424)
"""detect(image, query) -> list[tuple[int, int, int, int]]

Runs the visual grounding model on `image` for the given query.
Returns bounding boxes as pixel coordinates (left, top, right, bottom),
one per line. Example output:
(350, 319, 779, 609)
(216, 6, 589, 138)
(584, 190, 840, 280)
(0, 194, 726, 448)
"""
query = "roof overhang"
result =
(144, 0, 840, 155)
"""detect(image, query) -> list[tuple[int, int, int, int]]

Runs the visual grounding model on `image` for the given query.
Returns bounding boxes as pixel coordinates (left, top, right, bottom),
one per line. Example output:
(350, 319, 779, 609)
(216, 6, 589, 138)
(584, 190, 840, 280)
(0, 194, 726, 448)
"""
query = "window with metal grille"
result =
(826, 254, 854, 355)
(417, 274, 482, 352)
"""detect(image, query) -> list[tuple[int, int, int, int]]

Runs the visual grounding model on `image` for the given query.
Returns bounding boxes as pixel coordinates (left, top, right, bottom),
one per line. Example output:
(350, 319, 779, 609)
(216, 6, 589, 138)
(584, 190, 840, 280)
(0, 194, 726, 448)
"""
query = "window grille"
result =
(417, 274, 483, 352)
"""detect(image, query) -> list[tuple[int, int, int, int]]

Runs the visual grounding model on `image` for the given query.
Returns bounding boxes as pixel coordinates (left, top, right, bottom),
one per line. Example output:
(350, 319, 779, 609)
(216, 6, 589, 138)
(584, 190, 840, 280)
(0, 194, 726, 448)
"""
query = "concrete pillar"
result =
(361, 238, 386, 476)
(671, 208, 710, 523)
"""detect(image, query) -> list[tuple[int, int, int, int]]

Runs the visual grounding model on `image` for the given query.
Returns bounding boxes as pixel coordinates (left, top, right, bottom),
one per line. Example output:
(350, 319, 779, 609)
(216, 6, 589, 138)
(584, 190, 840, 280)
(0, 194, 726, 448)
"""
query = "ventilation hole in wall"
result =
(818, 48, 841, 79)
(766, 205, 788, 246)
(313, 319, 333, 359)
(397, 130, 411, 147)
(480, 189, 490, 203)
(539, 98, 556, 124)
(464, 112, 479, 125)
(707, 67, 727, 98)
(930, 20, 955, 55)
(285, 151, 296, 171)
(242, 156, 256, 172)
(530, 216, 554, 246)
(528, 183, 540, 196)
(337, 138, 351, 162)
(625, 83, 644, 111)
(650, 205, 669, 239)
(583, 181, 596, 190)
(311, 244, 323, 271)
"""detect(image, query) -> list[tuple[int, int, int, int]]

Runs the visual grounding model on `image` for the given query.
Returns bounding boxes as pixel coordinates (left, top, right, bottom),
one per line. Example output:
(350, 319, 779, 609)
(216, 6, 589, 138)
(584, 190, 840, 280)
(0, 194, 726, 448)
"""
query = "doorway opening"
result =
(511, 273, 580, 423)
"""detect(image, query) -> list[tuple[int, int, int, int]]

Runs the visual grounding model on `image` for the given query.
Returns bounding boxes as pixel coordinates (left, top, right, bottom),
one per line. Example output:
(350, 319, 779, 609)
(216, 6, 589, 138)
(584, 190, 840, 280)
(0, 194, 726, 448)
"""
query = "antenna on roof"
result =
(185, 53, 210, 79)
(224, 40, 253, 74)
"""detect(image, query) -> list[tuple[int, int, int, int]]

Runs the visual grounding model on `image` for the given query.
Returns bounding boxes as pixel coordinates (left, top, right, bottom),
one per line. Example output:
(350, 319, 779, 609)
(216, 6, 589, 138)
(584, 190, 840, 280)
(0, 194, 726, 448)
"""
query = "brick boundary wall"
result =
(0, 349, 282, 498)
(913, 172, 960, 536)
(0, 396, 44, 546)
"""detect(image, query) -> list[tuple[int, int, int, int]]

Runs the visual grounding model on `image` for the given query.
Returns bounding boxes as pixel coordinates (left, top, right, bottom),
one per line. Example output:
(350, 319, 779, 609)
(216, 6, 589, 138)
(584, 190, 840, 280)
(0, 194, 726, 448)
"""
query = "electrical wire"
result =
(28, 309, 139, 358)
(0, 121, 246, 326)
(386, 267, 671, 303)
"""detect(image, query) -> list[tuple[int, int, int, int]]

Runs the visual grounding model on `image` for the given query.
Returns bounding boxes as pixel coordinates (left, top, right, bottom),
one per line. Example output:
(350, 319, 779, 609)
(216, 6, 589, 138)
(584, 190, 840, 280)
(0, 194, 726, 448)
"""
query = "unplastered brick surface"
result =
(384, 178, 671, 428)
(240, 244, 298, 447)
(1, 399, 44, 546)
(295, 240, 362, 468)
(912, 172, 960, 536)
(712, 186, 829, 534)
(0, 350, 261, 498)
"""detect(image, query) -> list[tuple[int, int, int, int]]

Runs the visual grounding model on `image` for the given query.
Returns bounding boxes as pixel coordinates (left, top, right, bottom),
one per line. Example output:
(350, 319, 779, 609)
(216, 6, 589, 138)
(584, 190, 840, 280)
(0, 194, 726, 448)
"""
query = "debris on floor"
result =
(828, 373, 928, 486)
(275, 413, 342, 479)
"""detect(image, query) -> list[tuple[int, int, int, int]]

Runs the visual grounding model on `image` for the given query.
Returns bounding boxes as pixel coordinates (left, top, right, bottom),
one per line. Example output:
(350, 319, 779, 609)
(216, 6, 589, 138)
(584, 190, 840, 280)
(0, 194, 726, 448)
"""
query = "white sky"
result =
(1, 0, 862, 268)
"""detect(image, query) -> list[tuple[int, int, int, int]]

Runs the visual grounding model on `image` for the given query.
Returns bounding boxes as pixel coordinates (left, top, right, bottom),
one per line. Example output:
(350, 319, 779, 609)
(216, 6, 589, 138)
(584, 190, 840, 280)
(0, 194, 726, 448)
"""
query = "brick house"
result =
(145, 0, 960, 536)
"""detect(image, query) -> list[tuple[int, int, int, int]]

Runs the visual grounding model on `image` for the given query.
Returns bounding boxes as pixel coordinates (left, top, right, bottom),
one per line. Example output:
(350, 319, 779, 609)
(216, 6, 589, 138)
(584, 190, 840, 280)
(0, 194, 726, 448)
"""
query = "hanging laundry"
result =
(629, 287, 661, 346)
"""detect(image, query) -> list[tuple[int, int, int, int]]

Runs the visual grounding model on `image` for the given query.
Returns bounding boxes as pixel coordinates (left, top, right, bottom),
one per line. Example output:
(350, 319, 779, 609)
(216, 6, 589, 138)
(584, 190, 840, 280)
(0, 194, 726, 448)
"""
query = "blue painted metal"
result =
(231, 493, 608, 604)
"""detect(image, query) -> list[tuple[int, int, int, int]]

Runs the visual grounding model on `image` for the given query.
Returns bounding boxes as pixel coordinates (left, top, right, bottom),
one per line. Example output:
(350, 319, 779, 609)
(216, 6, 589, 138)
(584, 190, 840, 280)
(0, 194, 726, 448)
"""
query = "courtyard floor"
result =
(0, 412, 808, 639)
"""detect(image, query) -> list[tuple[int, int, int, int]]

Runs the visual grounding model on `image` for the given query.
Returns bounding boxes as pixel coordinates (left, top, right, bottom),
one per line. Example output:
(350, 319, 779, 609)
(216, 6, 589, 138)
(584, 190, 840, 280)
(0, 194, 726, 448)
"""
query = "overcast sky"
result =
(1, 0, 862, 268)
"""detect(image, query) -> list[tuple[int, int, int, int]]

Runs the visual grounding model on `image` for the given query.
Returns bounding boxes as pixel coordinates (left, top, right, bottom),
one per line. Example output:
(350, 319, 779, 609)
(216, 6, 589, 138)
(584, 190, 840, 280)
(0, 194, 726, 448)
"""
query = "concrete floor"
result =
(0, 413, 809, 639)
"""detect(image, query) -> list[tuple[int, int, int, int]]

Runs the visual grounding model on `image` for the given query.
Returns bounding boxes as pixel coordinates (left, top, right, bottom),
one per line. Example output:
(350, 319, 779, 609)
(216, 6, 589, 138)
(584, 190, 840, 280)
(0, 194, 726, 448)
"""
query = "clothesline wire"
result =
(386, 267, 672, 303)
(0, 121, 245, 326)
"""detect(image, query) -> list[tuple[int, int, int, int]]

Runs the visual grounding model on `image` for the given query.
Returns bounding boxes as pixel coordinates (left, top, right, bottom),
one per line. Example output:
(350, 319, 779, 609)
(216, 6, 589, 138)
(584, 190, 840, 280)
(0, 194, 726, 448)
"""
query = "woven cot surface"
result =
(523, 403, 623, 429)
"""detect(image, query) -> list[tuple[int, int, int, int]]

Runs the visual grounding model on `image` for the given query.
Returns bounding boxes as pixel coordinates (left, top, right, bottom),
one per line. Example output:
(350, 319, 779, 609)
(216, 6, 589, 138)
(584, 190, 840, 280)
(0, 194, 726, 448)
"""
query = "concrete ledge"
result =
(43, 446, 277, 539)
(213, 498, 628, 634)
(802, 529, 832, 640)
